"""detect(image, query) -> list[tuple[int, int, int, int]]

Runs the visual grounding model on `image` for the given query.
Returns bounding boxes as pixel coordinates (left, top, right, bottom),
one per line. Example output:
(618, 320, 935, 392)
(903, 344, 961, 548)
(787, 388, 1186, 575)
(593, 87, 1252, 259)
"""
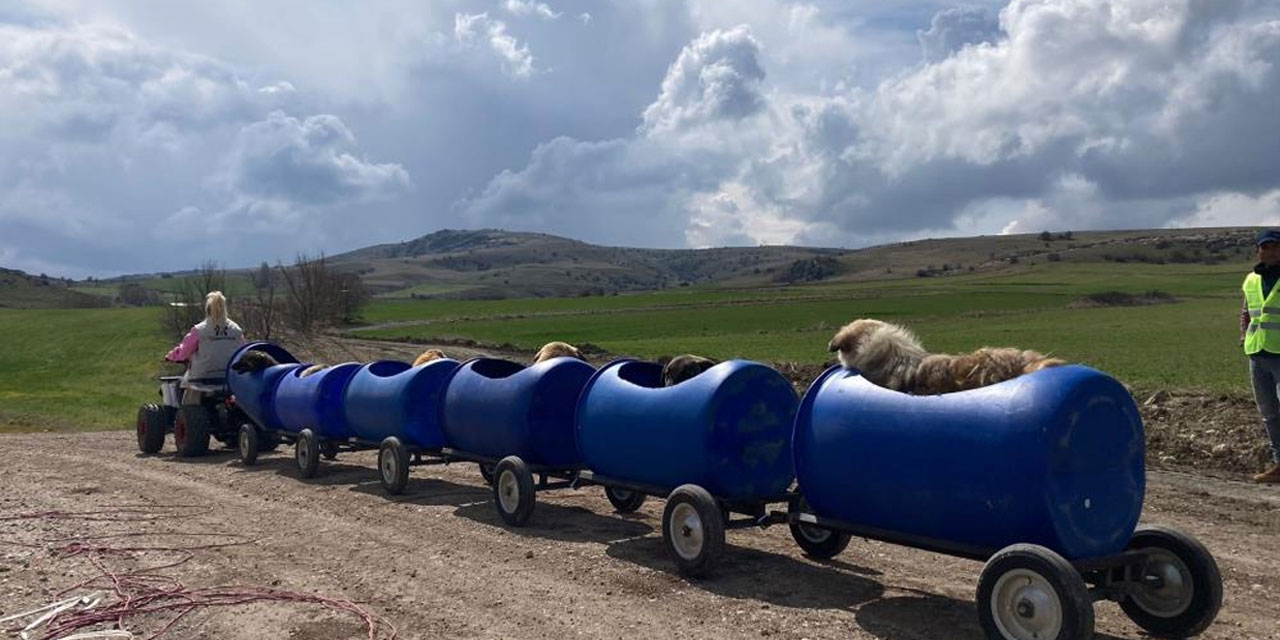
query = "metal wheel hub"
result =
(1131, 550, 1194, 617)
(297, 440, 310, 465)
(992, 569, 1063, 640)
(497, 470, 520, 513)
(381, 450, 398, 483)
(669, 503, 705, 561)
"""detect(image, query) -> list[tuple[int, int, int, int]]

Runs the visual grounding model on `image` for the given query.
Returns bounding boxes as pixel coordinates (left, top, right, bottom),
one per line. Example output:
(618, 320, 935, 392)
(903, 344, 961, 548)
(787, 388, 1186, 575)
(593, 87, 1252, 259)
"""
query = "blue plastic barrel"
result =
(441, 357, 595, 467)
(793, 364, 1145, 560)
(576, 359, 798, 500)
(227, 342, 302, 432)
(274, 363, 361, 439)
(343, 358, 461, 450)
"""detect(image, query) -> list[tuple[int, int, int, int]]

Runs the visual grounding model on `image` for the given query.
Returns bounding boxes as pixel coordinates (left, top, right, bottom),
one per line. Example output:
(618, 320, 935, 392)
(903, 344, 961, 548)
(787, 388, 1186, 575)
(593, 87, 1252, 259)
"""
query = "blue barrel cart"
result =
(342, 357, 461, 493)
(226, 342, 313, 466)
(437, 356, 596, 525)
(573, 359, 799, 575)
(787, 364, 1222, 640)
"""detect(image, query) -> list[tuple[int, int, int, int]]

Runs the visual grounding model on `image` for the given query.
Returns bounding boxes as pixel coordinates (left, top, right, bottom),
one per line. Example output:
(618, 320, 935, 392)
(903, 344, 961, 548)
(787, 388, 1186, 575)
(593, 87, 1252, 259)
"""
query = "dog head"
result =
(534, 341, 585, 363)
(412, 349, 448, 367)
(661, 354, 719, 387)
(231, 350, 280, 374)
(827, 319, 891, 370)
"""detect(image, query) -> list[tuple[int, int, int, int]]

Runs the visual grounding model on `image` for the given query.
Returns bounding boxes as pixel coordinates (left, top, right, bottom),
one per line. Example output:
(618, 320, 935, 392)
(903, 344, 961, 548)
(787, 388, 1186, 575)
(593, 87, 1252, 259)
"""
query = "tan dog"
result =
(827, 319, 1065, 395)
(660, 354, 719, 386)
(533, 341, 585, 363)
(298, 364, 328, 378)
(230, 350, 280, 374)
(412, 349, 449, 367)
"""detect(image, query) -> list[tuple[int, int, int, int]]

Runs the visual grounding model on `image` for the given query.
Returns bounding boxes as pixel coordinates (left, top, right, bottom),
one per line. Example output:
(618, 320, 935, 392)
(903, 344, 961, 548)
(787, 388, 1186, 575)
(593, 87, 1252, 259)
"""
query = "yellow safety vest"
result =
(1243, 273, 1280, 354)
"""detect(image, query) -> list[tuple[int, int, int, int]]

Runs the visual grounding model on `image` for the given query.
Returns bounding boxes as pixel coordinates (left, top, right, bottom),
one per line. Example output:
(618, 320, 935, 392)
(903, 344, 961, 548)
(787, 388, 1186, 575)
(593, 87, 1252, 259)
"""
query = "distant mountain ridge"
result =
(0, 226, 1263, 306)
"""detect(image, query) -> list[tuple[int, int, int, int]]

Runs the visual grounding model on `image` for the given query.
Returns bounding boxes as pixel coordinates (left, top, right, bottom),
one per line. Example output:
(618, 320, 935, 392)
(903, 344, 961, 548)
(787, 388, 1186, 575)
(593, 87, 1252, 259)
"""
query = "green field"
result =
(0, 261, 1253, 433)
(355, 262, 1247, 391)
(0, 307, 173, 432)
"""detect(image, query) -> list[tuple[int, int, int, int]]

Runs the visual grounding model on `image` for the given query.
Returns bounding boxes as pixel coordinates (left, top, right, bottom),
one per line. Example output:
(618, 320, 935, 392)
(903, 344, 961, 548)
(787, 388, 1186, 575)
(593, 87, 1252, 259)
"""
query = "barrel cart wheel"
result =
(378, 437, 411, 495)
(662, 484, 725, 578)
(604, 486, 647, 513)
(136, 403, 167, 455)
(238, 424, 260, 466)
(174, 406, 212, 458)
(492, 456, 536, 527)
(788, 498, 852, 560)
(478, 463, 495, 485)
(1119, 525, 1222, 639)
(977, 544, 1094, 640)
(295, 429, 320, 478)
(321, 440, 340, 461)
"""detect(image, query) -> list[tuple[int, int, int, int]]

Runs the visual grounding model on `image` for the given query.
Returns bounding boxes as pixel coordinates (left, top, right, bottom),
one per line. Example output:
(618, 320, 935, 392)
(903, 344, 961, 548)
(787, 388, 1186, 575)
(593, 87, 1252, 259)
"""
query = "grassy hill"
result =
(0, 268, 109, 309)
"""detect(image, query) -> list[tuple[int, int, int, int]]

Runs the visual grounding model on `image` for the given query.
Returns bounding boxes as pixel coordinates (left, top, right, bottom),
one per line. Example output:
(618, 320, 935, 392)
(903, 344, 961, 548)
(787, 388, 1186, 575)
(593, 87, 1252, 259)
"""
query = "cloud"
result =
(917, 6, 1001, 62)
(454, 12, 537, 77)
(460, 0, 1280, 249)
(503, 0, 561, 21)
(220, 111, 409, 208)
(640, 26, 766, 134)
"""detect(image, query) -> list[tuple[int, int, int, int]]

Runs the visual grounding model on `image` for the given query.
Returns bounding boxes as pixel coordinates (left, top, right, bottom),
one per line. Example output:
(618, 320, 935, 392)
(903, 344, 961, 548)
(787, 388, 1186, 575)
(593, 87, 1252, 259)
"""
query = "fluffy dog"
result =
(412, 349, 449, 367)
(230, 350, 280, 374)
(533, 341, 585, 363)
(660, 354, 719, 387)
(298, 364, 328, 378)
(827, 318, 1065, 395)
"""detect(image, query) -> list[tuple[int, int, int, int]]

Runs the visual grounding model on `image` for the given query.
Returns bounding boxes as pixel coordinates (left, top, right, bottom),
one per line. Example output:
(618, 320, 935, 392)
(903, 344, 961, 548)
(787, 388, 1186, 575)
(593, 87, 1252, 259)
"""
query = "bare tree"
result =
(276, 254, 369, 334)
(241, 261, 279, 340)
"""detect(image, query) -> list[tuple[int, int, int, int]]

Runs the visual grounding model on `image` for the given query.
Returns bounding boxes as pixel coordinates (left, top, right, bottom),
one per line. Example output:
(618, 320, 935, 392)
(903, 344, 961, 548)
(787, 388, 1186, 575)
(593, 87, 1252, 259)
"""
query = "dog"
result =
(298, 364, 328, 378)
(827, 318, 1066, 395)
(533, 341, 585, 363)
(660, 354, 719, 386)
(230, 350, 280, 374)
(412, 349, 449, 367)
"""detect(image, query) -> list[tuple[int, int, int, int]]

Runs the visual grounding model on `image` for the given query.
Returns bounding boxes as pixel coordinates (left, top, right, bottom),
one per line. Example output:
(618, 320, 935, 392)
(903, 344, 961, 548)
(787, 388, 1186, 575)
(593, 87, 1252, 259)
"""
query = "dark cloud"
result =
(917, 6, 1000, 62)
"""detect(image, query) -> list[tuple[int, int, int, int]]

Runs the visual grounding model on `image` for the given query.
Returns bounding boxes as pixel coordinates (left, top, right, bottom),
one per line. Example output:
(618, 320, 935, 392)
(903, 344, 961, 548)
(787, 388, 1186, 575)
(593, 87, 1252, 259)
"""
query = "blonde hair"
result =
(205, 291, 228, 325)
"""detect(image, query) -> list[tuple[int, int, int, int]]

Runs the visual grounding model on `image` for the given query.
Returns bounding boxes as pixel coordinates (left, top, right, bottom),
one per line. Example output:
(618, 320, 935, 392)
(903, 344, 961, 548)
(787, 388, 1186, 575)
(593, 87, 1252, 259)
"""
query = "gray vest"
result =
(187, 318, 244, 381)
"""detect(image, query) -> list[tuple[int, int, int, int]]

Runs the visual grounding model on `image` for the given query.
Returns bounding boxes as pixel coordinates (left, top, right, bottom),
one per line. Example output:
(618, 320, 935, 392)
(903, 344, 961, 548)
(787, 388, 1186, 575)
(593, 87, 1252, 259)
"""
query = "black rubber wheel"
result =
(321, 440, 340, 461)
(789, 518, 852, 560)
(1119, 525, 1223, 638)
(604, 486, 647, 513)
(661, 484, 725, 578)
(295, 429, 320, 478)
(478, 463, 495, 485)
(136, 403, 167, 454)
(238, 424, 260, 466)
(492, 456, 536, 527)
(977, 544, 1094, 640)
(378, 437, 411, 495)
(174, 406, 212, 458)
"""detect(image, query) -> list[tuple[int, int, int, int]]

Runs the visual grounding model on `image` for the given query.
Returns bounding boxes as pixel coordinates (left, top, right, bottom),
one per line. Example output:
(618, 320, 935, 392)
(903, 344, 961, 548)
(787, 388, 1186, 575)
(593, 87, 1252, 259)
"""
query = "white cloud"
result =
(578, 12, 592, 25)
(640, 26, 766, 134)
(917, 5, 1001, 62)
(1169, 190, 1280, 228)
(454, 12, 537, 78)
(503, 0, 560, 21)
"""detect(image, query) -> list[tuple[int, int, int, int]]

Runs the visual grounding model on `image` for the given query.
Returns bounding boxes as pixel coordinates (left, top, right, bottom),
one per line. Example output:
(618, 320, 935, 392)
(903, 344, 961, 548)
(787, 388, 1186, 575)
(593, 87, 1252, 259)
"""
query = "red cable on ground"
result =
(1, 504, 399, 640)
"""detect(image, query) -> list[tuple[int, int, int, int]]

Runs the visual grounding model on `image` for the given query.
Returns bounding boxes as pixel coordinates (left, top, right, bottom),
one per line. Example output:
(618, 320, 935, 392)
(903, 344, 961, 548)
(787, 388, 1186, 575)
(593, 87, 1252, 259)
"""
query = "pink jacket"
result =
(165, 326, 246, 362)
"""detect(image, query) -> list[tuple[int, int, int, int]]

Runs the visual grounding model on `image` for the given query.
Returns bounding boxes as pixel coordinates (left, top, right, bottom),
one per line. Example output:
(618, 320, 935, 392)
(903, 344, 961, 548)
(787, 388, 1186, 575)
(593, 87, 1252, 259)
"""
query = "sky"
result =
(1, 0, 1278, 278)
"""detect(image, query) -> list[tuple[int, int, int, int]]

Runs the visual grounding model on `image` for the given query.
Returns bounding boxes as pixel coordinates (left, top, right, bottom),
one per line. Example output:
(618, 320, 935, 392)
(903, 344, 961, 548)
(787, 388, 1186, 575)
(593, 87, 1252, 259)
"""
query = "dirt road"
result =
(1, 431, 1276, 639)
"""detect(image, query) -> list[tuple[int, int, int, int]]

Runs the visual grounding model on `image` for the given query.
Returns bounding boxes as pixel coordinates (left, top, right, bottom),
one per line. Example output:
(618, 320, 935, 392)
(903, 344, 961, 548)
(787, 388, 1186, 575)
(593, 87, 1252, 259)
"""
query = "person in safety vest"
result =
(164, 291, 245, 405)
(1241, 229, 1280, 483)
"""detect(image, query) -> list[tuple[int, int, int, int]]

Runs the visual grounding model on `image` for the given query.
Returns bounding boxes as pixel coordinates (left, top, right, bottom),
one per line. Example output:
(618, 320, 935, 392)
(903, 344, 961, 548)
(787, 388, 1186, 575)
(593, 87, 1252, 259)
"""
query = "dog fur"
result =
(827, 318, 1066, 395)
(230, 350, 280, 374)
(533, 341, 585, 363)
(660, 354, 719, 387)
(412, 349, 448, 367)
(298, 364, 328, 378)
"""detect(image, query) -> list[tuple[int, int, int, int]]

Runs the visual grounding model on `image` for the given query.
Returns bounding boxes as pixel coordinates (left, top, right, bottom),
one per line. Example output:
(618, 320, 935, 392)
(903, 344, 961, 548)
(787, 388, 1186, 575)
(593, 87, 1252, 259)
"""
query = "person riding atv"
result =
(136, 291, 249, 456)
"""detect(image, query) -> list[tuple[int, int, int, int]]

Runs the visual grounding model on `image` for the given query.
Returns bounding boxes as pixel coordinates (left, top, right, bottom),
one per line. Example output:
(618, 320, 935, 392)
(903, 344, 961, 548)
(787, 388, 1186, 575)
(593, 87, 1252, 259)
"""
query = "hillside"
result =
(331, 227, 1259, 299)
(2, 226, 1264, 306)
(0, 268, 108, 309)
